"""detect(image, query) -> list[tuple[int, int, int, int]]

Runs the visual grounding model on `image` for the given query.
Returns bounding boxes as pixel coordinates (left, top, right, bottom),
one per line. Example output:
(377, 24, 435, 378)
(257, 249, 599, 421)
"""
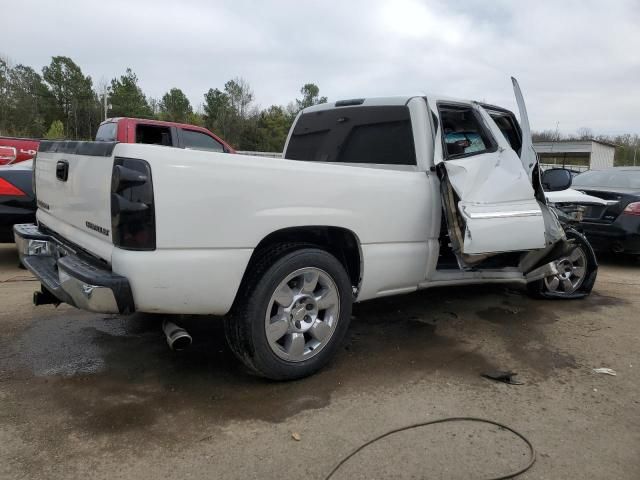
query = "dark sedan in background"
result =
(0, 160, 36, 243)
(571, 167, 640, 255)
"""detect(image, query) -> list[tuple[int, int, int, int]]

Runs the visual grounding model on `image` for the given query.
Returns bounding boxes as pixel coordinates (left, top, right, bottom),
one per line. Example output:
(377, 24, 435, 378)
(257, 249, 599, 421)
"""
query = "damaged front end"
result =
(437, 164, 598, 299)
(432, 77, 598, 299)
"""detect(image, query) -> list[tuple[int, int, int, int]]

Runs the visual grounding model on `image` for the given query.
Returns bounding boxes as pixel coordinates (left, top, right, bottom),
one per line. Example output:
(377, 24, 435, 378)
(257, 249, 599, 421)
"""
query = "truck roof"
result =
(101, 117, 235, 152)
(301, 94, 481, 114)
(100, 117, 209, 130)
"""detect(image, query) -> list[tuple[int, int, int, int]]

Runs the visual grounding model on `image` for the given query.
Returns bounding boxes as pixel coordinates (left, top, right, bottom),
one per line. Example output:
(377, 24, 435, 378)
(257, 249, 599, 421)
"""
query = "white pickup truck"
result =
(15, 79, 597, 380)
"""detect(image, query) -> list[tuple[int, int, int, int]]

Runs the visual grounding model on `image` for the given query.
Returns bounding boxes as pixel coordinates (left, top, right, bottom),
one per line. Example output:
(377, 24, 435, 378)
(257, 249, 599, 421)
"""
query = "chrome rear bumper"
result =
(14, 223, 134, 314)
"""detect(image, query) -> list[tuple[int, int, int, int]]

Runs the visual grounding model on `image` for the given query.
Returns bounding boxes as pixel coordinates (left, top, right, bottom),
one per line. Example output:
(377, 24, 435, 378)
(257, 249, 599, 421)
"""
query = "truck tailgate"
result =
(34, 141, 116, 262)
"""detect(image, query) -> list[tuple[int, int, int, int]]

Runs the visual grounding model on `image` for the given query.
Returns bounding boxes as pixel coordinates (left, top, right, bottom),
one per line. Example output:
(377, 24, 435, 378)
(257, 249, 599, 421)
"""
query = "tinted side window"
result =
(136, 125, 173, 146)
(439, 105, 496, 159)
(96, 122, 117, 141)
(183, 129, 224, 152)
(285, 106, 416, 165)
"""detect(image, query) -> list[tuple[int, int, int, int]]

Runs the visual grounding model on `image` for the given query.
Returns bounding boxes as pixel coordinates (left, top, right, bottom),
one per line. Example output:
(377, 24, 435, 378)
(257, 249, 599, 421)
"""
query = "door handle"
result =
(56, 160, 69, 181)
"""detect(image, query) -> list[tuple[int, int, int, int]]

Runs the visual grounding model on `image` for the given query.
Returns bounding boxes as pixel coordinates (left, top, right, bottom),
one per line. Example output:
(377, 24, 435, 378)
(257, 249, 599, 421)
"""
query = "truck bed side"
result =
(33, 142, 437, 314)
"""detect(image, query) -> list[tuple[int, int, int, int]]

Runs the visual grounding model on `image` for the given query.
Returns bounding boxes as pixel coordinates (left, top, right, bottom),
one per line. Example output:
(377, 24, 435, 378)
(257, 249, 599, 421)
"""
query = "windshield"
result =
(572, 169, 640, 189)
(95, 122, 117, 141)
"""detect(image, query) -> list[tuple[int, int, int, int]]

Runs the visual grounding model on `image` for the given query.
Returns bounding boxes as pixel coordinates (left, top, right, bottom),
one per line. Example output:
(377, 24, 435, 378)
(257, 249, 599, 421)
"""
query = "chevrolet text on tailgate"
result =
(15, 79, 598, 380)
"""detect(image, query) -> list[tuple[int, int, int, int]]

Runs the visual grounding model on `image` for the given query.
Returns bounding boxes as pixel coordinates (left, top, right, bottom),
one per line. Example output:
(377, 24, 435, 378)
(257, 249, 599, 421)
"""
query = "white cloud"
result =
(2, 0, 639, 134)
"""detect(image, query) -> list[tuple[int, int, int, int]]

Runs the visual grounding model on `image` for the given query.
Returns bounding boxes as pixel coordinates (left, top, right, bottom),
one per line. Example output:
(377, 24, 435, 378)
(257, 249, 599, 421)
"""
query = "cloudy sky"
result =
(3, 0, 639, 134)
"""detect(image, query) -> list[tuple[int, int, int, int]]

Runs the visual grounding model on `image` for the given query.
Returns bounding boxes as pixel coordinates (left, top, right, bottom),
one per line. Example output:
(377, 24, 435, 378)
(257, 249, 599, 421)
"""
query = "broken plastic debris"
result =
(481, 370, 524, 385)
(593, 368, 616, 376)
(291, 432, 301, 441)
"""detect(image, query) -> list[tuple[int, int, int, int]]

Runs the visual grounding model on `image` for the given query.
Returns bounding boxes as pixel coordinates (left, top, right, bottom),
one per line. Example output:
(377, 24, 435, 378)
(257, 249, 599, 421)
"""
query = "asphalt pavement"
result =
(1, 244, 638, 479)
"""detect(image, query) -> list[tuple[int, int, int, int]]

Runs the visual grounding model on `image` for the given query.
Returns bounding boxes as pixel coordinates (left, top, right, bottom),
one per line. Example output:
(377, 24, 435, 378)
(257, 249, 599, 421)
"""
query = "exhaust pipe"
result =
(162, 320, 192, 351)
(33, 288, 60, 306)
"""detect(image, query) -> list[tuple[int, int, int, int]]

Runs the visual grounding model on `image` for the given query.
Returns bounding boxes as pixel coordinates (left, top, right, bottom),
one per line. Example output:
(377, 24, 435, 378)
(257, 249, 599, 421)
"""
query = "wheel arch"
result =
(237, 226, 363, 301)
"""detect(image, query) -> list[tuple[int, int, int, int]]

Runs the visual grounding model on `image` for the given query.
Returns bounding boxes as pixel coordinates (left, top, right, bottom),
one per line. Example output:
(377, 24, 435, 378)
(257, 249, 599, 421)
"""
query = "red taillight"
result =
(623, 202, 640, 216)
(0, 177, 25, 196)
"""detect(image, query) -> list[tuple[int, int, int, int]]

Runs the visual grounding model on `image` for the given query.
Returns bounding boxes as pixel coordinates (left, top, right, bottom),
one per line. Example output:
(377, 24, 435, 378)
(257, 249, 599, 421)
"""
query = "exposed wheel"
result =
(527, 229, 597, 299)
(225, 246, 353, 380)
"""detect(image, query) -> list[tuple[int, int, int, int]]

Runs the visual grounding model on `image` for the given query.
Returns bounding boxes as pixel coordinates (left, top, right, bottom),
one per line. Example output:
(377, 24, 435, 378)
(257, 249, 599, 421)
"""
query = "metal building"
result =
(533, 140, 616, 172)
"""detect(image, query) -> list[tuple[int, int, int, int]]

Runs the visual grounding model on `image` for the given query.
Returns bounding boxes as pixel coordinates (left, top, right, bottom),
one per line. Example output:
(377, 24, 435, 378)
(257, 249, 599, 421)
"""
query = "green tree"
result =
(255, 105, 293, 152)
(0, 58, 10, 134)
(159, 88, 192, 123)
(211, 78, 254, 147)
(108, 68, 153, 118)
(224, 77, 253, 119)
(148, 97, 160, 117)
(186, 111, 205, 127)
(44, 120, 64, 139)
(7, 65, 55, 137)
(295, 83, 327, 112)
(42, 56, 98, 139)
(203, 88, 230, 137)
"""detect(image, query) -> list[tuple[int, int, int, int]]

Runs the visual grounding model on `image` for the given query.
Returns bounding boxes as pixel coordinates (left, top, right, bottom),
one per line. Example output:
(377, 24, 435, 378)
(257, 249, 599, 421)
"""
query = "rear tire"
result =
(225, 246, 353, 380)
(527, 229, 597, 299)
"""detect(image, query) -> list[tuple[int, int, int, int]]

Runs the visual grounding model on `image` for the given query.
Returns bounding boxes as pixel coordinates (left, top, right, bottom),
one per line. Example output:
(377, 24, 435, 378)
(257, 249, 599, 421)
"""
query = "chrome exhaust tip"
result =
(162, 320, 192, 351)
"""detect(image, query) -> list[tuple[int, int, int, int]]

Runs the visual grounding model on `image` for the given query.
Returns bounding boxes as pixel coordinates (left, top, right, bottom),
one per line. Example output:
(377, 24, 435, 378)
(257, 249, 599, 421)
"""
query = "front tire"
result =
(527, 229, 598, 299)
(225, 246, 353, 380)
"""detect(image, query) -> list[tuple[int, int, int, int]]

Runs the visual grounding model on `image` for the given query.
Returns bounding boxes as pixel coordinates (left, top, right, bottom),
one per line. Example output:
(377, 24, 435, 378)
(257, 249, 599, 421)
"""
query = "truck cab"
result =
(283, 91, 554, 269)
(95, 117, 235, 153)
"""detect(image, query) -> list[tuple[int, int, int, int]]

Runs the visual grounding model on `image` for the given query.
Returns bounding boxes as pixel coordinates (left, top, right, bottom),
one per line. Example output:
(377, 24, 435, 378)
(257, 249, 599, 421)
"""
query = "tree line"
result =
(0, 55, 327, 151)
(1, 55, 638, 161)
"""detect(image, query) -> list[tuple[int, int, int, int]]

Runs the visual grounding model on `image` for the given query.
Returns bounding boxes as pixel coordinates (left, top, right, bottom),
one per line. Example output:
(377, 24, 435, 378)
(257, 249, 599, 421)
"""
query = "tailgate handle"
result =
(56, 160, 69, 181)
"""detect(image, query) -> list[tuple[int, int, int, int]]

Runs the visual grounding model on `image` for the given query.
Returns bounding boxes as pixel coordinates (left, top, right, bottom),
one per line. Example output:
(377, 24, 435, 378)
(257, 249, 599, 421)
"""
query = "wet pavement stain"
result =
(472, 289, 629, 376)
(0, 288, 503, 437)
(2, 282, 619, 442)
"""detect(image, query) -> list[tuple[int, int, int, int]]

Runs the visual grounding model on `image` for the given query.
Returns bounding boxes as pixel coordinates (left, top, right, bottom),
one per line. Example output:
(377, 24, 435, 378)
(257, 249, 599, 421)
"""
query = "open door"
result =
(434, 83, 546, 257)
(511, 77, 537, 177)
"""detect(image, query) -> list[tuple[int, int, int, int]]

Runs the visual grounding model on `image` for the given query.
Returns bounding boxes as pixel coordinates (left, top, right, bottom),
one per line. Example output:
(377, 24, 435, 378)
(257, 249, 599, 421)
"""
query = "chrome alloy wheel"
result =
(544, 246, 588, 295)
(264, 267, 340, 362)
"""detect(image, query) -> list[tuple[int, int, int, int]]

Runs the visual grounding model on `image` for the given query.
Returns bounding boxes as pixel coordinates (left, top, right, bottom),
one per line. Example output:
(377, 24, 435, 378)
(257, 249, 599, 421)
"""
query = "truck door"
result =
(433, 86, 546, 257)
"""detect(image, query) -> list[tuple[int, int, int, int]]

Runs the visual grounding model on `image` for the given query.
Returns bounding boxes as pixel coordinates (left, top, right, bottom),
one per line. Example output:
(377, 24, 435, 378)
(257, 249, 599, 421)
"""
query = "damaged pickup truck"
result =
(15, 78, 597, 380)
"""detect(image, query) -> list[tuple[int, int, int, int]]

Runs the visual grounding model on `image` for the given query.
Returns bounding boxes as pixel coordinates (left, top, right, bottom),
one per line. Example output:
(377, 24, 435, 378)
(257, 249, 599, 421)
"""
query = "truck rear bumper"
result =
(14, 223, 135, 314)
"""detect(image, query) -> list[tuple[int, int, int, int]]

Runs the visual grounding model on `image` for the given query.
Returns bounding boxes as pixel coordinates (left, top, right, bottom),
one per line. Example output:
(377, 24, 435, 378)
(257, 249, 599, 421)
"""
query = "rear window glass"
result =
(285, 106, 416, 166)
(182, 129, 224, 152)
(573, 169, 640, 189)
(95, 122, 117, 141)
(136, 125, 172, 146)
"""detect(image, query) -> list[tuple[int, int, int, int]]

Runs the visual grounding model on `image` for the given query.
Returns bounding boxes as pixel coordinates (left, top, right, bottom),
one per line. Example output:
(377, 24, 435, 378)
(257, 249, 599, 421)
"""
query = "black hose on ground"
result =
(324, 417, 536, 480)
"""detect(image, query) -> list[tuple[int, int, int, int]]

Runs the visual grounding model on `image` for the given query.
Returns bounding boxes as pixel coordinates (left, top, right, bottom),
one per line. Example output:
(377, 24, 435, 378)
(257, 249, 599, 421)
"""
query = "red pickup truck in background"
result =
(95, 117, 235, 153)
(0, 117, 235, 165)
(1, 118, 235, 241)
